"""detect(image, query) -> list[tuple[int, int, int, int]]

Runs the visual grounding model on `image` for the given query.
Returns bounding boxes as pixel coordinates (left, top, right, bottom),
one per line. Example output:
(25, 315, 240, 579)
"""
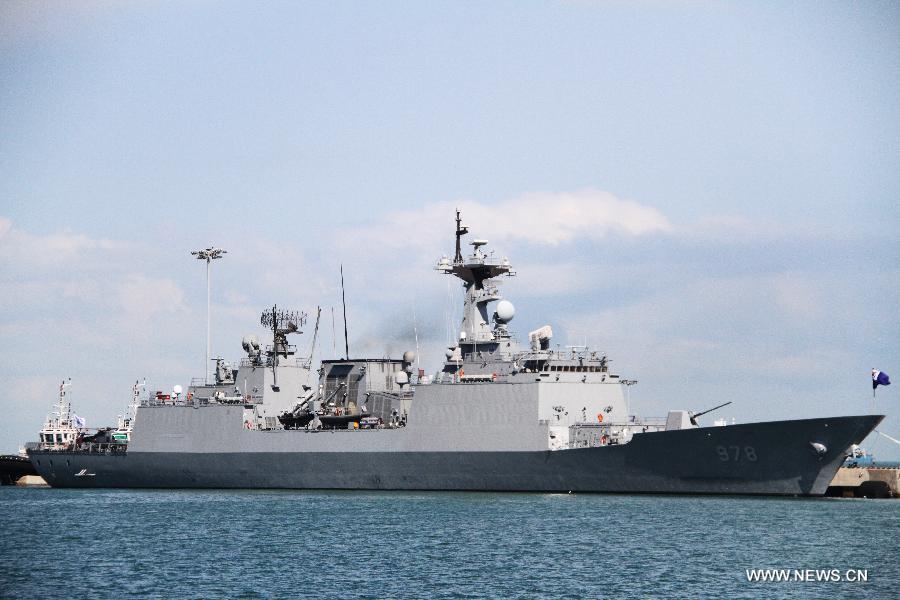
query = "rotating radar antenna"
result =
(261, 305, 307, 357)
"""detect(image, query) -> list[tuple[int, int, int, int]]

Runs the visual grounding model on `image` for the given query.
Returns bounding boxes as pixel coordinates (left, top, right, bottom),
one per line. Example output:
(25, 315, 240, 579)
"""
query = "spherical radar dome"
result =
(495, 300, 515, 323)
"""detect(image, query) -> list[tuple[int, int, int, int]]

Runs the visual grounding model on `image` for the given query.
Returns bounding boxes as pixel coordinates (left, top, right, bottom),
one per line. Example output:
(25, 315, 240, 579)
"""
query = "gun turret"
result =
(689, 401, 733, 427)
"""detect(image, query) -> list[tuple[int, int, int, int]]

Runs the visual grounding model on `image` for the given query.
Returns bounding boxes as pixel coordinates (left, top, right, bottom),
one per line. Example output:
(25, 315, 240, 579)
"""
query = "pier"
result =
(826, 467, 900, 498)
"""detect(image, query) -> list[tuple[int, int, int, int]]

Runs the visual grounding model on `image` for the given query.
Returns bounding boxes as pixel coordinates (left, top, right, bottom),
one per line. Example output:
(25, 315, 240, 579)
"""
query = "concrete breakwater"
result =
(826, 467, 900, 498)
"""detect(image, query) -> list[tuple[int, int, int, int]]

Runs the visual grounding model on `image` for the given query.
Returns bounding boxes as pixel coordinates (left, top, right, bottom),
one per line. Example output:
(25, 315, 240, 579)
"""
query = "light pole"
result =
(191, 246, 227, 384)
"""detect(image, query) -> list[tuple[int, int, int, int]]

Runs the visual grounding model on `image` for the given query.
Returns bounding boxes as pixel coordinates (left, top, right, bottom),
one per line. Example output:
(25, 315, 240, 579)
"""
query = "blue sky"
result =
(2, 1, 899, 457)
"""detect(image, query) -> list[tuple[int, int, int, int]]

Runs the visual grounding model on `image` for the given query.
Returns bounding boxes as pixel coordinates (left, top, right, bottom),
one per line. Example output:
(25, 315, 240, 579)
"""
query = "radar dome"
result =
(403, 350, 416, 364)
(173, 384, 183, 395)
(394, 371, 409, 385)
(495, 300, 515, 323)
(444, 348, 454, 359)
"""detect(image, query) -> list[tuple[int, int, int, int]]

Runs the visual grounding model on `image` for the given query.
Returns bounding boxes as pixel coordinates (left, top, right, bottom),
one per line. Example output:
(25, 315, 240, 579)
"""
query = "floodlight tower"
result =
(191, 246, 227, 384)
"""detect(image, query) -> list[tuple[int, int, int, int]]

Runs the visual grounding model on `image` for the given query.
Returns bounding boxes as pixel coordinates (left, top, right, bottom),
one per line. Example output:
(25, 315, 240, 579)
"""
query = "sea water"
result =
(1, 487, 897, 598)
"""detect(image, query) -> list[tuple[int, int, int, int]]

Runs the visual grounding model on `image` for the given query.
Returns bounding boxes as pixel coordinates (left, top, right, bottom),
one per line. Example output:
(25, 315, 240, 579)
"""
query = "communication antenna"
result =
(304, 306, 322, 380)
(57, 378, 73, 423)
(454, 208, 469, 263)
(412, 296, 421, 371)
(340, 264, 350, 360)
(331, 306, 336, 356)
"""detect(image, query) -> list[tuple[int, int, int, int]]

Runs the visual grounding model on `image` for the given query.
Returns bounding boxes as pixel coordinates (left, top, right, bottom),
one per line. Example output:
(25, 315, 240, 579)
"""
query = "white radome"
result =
(495, 300, 515, 323)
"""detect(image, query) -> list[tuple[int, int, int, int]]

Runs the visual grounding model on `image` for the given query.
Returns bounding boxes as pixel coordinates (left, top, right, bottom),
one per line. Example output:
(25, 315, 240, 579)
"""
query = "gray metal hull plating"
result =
(30, 415, 882, 495)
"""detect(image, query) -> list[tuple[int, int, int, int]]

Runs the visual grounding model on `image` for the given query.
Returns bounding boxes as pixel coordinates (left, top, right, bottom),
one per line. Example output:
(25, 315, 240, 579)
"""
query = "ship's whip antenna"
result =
(340, 264, 350, 360)
(305, 306, 322, 380)
(412, 296, 421, 371)
(331, 306, 336, 356)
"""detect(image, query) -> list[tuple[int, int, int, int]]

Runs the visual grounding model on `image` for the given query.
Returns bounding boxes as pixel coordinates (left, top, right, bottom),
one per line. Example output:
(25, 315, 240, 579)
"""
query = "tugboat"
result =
(37, 379, 82, 451)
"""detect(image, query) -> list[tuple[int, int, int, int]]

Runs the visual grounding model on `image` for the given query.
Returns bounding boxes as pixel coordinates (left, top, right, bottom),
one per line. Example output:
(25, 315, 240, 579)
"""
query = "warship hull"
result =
(29, 414, 882, 495)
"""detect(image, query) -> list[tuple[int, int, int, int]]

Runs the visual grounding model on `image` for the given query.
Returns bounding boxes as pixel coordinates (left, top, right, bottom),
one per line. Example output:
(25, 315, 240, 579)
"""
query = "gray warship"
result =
(28, 212, 882, 494)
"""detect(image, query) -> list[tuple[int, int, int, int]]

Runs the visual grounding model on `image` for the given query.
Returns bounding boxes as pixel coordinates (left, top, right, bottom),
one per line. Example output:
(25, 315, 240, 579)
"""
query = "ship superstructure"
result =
(27, 212, 883, 495)
(429, 210, 649, 451)
(37, 379, 80, 450)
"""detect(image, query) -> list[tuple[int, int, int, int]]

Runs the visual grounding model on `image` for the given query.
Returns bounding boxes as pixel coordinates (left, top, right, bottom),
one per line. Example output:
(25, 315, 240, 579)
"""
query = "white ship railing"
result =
(238, 356, 309, 369)
(29, 442, 128, 454)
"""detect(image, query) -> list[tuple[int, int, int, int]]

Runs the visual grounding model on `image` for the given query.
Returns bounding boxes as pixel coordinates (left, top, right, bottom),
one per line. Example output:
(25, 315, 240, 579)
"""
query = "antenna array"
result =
(260, 306, 307, 332)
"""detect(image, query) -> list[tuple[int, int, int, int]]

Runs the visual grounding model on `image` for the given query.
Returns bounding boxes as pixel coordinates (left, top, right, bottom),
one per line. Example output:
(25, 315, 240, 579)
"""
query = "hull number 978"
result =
(716, 445, 757, 462)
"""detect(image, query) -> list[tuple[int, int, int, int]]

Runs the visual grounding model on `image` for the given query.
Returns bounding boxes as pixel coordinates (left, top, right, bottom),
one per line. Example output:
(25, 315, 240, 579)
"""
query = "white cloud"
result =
(0, 215, 121, 269)
(485, 189, 673, 243)
(348, 188, 672, 259)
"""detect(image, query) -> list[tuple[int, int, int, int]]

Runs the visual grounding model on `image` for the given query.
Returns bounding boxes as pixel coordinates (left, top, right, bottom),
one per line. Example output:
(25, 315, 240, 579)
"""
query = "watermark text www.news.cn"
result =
(745, 569, 868, 583)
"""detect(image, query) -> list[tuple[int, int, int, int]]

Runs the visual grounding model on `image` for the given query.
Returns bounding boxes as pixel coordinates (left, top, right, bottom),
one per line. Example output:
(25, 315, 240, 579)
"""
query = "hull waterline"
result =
(29, 415, 882, 496)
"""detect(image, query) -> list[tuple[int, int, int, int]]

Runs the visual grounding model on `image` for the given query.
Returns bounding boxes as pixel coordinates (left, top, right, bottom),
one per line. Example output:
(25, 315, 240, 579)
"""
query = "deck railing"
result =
(29, 442, 128, 454)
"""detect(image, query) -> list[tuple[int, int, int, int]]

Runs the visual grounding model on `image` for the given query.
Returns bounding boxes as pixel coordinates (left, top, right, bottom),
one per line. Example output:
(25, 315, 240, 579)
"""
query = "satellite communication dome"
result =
(403, 350, 416, 364)
(173, 384, 183, 395)
(395, 371, 409, 385)
(495, 300, 515, 323)
(445, 348, 454, 359)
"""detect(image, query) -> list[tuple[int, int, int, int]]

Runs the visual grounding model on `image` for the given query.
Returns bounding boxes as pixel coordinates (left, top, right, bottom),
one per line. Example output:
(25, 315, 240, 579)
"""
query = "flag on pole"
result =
(872, 369, 891, 390)
(73, 414, 86, 428)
